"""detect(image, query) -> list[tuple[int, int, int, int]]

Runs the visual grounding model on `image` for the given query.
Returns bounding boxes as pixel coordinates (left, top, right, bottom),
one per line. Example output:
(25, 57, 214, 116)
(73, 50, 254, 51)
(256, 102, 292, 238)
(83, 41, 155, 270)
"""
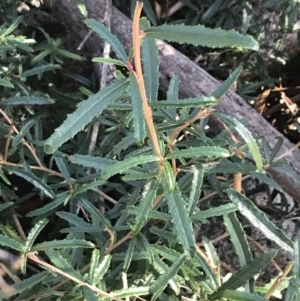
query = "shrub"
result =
(0, 1, 299, 300)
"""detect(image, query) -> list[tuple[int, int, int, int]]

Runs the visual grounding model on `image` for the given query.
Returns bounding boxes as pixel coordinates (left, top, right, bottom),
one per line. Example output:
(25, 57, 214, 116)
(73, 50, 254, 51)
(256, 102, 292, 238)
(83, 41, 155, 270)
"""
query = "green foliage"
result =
(0, 2, 298, 301)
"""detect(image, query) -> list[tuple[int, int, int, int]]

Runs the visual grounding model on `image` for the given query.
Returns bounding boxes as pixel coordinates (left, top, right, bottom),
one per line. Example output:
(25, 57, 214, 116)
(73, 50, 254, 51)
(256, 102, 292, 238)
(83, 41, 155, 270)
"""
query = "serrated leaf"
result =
(224, 212, 253, 292)
(90, 251, 111, 285)
(44, 78, 128, 154)
(161, 168, 195, 257)
(45, 249, 82, 279)
(227, 188, 293, 254)
(31, 239, 94, 252)
(224, 212, 252, 267)
(150, 96, 218, 108)
(132, 181, 159, 234)
(25, 219, 48, 252)
(56, 211, 93, 229)
(221, 290, 269, 301)
(1, 96, 54, 106)
(145, 24, 259, 50)
(12, 119, 36, 149)
(73, 180, 107, 195)
(101, 154, 159, 180)
(0, 225, 23, 243)
(22, 64, 61, 77)
(188, 165, 204, 215)
(210, 249, 277, 300)
(3, 167, 54, 198)
(150, 254, 186, 301)
(254, 172, 282, 192)
(26, 193, 69, 217)
(191, 203, 237, 220)
(69, 154, 115, 170)
(213, 66, 243, 99)
(0, 234, 24, 252)
(122, 172, 155, 181)
(92, 57, 126, 67)
(85, 19, 127, 62)
(79, 198, 112, 228)
(141, 20, 159, 103)
(112, 286, 149, 298)
(163, 160, 176, 191)
(11, 271, 48, 297)
(166, 146, 230, 159)
(216, 113, 263, 171)
(129, 73, 146, 143)
(123, 236, 136, 272)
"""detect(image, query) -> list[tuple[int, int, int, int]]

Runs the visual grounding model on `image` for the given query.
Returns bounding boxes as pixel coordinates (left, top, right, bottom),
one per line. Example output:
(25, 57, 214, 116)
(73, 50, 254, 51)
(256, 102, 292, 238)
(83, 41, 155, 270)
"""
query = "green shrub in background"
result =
(0, 1, 300, 300)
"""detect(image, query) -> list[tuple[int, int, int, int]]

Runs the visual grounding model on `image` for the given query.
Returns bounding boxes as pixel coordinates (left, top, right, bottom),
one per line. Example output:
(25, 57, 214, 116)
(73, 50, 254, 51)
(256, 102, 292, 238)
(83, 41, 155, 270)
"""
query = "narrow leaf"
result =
(129, 72, 146, 143)
(0, 234, 24, 252)
(3, 167, 54, 198)
(91, 253, 111, 285)
(101, 154, 159, 180)
(44, 78, 128, 154)
(53, 154, 72, 184)
(0, 78, 14, 88)
(188, 165, 204, 215)
(213, 66, 243, 99)
(141, 19, 159, 102)
(123, 236, 136, 272)
(85, 19, 127, 62)
(145, 24, 259, 50)
(1, 96, 54, 106)
(210, 249, 277, 300)
(0, 202, 13, 212)
(161, 167, 195, 256)
(132, 181, 159, 234)
(45, 249, 82, 279)
(150, 254, 186, 301)
(254, 172, 282, 192)
(31, 239, 94, 252)
(191, 203, 237, 220)
(92, 57, 126, 67)
(224, 212, 252, 267)
(227, 188, 293, 254)
(69, 154, 115, 170)
(166, 146, 230, 159)
(80, 198, 112, 228)
(25, 219, 48, 252)
(12, 271, 48, 296)
(22, 64, 61, 77)
(216, 113, 263, 171)
(150, 96, 218, 107)
(222, 290, 268, 301)
(112, 287, 149, 298)
(26, 192, 69, 217)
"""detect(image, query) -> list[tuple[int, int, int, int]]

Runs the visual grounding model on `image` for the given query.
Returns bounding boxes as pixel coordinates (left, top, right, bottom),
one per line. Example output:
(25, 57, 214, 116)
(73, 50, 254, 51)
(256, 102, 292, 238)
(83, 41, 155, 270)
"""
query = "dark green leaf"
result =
(227, 189, 293, 254)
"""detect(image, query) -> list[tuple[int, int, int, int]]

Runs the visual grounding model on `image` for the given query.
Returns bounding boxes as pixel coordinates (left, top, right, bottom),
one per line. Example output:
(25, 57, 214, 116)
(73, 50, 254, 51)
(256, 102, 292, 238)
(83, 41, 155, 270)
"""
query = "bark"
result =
(44, 0, 300, 202)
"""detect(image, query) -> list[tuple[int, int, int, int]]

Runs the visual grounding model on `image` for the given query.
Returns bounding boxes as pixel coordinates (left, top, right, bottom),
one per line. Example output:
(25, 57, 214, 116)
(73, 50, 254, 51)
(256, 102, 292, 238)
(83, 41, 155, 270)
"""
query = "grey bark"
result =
(44, 0, 300, 202)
